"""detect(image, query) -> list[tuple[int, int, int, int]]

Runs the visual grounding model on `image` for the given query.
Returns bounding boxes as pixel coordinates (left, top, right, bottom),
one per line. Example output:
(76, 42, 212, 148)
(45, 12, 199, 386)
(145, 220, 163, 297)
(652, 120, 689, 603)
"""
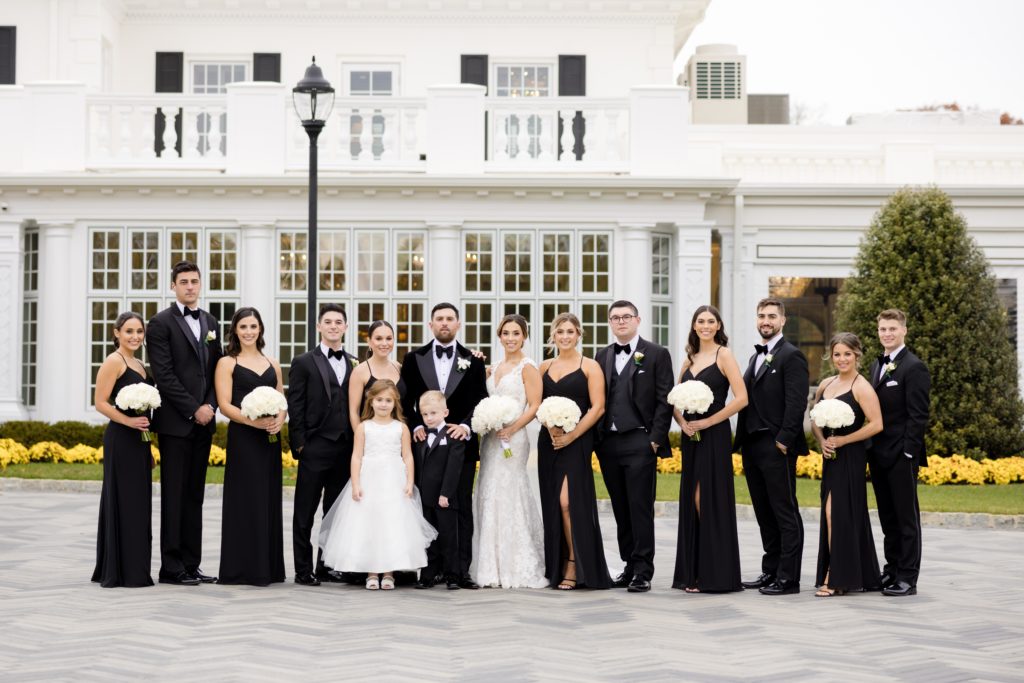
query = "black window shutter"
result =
(253, 53, 281, 82)
(558, 55, 586, 160)
(154, 52, 184, 157)
(0, 27, 15, 85)
(461, 54, 489, 160)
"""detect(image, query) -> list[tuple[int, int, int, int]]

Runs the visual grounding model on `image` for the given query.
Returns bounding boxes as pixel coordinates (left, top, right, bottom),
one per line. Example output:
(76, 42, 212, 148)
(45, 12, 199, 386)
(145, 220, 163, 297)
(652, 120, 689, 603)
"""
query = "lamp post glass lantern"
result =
(293, 57, 335, 348)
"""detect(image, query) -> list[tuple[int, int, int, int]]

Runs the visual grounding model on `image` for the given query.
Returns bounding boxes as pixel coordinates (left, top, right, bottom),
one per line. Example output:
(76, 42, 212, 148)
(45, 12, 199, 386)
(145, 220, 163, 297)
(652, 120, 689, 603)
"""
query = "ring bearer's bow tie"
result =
(614, 343, 631, 355)
(435, 345, 454, 359)
(754, 344, 769, 355)
(184, 308, 201, 320)
(327, 348, 345, 361)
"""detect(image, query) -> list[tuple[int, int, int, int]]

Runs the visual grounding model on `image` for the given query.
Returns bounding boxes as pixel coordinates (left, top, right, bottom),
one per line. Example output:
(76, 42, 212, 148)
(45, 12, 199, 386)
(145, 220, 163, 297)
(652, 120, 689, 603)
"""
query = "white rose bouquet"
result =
(240, 386, 288, 443)
(667, 380, 715, 441)
(809, 398, 856, 459)
(114, 383, 162, 442)
(471, 395, 520, 458)
(536, 396, 582, 434)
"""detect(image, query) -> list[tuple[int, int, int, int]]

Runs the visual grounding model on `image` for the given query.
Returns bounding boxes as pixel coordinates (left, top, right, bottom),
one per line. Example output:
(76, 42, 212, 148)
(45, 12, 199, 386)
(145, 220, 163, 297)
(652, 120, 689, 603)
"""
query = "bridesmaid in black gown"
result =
(214, 307, 286, 586)
(92, 312, 155, 588)
(672, 305, 748, 593)
(348, 321, 407, 426)
(537, 312, 612, 590)
(811, 333, 883, 596)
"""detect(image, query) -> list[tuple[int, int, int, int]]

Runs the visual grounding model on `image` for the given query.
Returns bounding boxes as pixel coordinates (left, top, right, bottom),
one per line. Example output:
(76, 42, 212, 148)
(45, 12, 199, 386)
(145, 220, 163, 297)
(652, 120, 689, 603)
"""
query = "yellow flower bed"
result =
(1, 438, 1023, 486)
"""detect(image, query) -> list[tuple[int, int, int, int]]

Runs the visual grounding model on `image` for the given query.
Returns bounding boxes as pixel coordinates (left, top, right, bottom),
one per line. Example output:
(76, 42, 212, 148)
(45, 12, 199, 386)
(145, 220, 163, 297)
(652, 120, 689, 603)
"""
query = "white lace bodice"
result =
(361, 420, 403, 463)
(485, 358, 534, 409)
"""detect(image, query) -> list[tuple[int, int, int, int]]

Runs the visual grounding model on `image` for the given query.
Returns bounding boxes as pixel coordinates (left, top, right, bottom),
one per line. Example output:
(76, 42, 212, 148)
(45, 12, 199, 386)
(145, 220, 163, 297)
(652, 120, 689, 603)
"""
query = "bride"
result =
(471, 314, 548, 588)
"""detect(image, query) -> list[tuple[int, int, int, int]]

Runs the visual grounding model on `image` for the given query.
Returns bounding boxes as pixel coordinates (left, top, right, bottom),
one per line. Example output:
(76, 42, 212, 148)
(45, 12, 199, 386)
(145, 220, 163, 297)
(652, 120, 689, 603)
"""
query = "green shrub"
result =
(0, 421, 105, 448)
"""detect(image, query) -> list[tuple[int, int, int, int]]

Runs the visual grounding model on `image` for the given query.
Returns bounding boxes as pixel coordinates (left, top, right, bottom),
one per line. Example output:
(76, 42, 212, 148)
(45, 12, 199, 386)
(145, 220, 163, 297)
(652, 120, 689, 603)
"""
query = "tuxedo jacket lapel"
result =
(416, 345, 441, 391)
(311, 348, 336, 402)
(871, 359, 884, 388)
(744, 352, 757, 383)
(753, 354, 771, 385)
(601, 346, 615, 390)
(624, 338, 643, 392)
(171, 307, 202, 360)
(444, 345, 469, 398)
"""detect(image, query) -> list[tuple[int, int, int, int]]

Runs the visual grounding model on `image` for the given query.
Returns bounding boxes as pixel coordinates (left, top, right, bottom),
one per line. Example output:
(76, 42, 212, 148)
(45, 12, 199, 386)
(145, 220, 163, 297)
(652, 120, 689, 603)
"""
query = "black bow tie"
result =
(755, 344, 769, 355)
(184, 308, 200, 320)
(327, 348, 345, 361)
(435, 345, 454, 359)
(880, 355, 892, 365)
(614, 343, 631, 355)
(427, 427, 444, 437)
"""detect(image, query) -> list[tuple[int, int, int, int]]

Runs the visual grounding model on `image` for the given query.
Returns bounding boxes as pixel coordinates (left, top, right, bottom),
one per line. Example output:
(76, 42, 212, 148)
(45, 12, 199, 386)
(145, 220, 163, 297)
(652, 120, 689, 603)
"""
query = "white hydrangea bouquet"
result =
(667, 380, 715, 441)
(114, 383, 162, 442)
(240, 386, 288, 443)
(536, 396, 582, 434)
(472, 395, 520, 458)
(809, 398, 856, 460)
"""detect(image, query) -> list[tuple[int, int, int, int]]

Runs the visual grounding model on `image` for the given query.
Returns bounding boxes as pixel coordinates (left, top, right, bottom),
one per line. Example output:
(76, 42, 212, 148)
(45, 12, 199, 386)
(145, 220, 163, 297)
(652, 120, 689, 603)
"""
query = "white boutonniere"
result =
(205, 331, 216, 344)
(456, 357, 471, 373)
(350, 357, 359, 368)
(883, 361, 897, 379)
(764, 353, 774, 366)
(633, 352, 645, 366)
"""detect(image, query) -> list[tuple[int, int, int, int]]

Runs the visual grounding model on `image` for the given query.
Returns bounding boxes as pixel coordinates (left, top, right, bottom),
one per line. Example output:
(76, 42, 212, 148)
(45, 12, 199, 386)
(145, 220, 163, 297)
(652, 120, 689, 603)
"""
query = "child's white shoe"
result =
(381, 575, 396, 590)
(365, 575, 380, 590)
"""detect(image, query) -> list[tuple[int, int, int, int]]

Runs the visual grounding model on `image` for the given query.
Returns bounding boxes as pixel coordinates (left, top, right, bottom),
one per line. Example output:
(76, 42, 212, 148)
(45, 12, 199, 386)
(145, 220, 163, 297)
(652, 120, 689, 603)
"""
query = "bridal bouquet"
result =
(667, 380, 715, 441)
(809, 398, 856, 459)
(114, 383, 162, 442)
(536, 396, 582, 433)
(472, 395, 520, 458)
(240, 386, 288, 443)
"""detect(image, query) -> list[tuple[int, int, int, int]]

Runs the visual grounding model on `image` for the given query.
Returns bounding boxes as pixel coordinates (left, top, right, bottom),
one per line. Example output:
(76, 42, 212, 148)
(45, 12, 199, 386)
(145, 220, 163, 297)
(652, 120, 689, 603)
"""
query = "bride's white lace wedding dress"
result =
(471, 358, 548, 588)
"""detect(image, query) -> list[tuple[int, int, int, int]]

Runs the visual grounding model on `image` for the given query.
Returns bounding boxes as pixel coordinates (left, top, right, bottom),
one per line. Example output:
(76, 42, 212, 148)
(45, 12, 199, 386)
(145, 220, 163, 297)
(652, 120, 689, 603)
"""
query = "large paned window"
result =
(769, 276, 843, 381)
(344, 64, 398, 160)
(463, 302, 495, 362)
(503, 232, 532, 293)
(395, 232, 425, 293)
(21, 228, 39, 408)
(541, 232, 572, 294)
(579, 232, 610, 293)
(190, 61, 247, 155)
(493, 63, 552, 159)
(651, 233, 672, 348)
(464, 232, 495, 293)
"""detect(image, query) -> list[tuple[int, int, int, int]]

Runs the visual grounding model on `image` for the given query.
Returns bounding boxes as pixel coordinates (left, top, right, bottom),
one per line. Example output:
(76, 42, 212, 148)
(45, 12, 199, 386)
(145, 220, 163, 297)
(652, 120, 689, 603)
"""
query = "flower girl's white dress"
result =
(318, 420, 437, 572)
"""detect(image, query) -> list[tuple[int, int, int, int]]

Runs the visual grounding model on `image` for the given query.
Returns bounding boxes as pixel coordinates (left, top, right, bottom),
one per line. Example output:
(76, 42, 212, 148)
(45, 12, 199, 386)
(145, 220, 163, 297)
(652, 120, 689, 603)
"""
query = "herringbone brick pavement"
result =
(1, 490, 1022, 682)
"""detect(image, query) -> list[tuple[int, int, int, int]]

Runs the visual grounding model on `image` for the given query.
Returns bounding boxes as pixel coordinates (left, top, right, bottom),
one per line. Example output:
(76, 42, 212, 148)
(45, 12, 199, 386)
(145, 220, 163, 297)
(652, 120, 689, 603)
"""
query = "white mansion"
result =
(0, 0, 1022, 422)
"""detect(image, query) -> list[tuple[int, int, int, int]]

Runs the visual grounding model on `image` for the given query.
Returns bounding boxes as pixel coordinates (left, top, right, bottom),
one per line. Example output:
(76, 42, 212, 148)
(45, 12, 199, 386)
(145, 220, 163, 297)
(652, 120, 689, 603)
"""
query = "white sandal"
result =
(365, 575, 380, 590)
(380, 575, 396, 591)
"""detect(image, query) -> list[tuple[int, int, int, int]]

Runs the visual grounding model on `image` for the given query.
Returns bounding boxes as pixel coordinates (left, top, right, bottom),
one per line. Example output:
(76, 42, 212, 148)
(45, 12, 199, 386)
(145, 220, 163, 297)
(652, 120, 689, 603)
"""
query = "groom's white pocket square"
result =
(886, 380, 899, 387)
(771, 369, 777, 374)
(637, 370, 645, 374)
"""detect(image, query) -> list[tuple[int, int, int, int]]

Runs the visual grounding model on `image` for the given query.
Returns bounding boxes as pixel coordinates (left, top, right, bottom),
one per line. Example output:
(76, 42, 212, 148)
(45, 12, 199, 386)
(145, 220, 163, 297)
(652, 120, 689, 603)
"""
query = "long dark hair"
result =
(226, 307, 266, 357)
(686, 305, 729, 364)
(364, 320, 395, 359)
(111, 311, 145, 352)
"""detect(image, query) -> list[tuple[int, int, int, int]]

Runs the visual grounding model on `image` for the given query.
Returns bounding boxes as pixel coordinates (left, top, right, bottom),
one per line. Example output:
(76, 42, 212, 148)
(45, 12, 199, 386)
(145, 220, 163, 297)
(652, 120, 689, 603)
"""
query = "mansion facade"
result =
(0, 0, 1022, 422)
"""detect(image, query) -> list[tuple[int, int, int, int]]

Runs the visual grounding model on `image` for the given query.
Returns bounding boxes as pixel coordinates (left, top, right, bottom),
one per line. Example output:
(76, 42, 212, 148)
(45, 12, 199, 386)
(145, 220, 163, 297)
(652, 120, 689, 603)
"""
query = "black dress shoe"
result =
(159, 571, 200, 586)
(189, 569, 217, 584)
(316, 570, 346, 583)
(741, 573, 776, 590)
(759, 579, 800, 595)
(879, 572, 896, 589)
(627, 577, 652, 593)
(294, 573, 321, 586)
(458, 577, 480, 590)
(611, 572, 634, 588)
(882, 580, 917, 596)
(413, 577, 437, 590)
(446, 576, 461, 590)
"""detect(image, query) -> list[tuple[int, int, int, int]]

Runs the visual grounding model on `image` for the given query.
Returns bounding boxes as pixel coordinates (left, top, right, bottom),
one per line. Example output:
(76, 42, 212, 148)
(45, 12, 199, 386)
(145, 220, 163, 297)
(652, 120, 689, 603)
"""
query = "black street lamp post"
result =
(293, 57, 335, 348)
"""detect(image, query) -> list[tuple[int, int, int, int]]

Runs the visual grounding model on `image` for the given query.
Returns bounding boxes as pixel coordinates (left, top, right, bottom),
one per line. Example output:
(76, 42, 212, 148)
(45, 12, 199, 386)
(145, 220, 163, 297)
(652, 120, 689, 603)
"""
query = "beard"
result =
(759, 326, 779, 340)
(433, 328, 456, 344)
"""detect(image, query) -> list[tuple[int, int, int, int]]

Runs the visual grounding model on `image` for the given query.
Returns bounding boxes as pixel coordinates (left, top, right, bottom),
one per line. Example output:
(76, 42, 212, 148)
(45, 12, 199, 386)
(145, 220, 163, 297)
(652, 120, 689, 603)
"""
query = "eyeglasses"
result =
(609, 314, 636, 324)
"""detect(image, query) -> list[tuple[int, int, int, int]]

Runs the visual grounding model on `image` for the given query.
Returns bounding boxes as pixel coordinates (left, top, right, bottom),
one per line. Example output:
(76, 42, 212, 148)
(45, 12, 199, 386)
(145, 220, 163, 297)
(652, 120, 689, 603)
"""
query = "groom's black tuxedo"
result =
(286, 345, 358, 578)
(401, 341, 488, 577)
(867, 347, 930, 587)
(415, 431, 465, 580)
(147, 304, 222, 578)
(593, 337, 673, 583)
(734, 337, 809, 584)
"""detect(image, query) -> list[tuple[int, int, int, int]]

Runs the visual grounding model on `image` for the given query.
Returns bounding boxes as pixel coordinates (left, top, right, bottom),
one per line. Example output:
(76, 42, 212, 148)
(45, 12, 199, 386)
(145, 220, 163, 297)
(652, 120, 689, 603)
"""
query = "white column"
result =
(616, 223, 654, 338)
(629, 86, 689, 176)
(23, 82, 87, 173)
(0, 220, 28, 419)
(732, 193, 758, 355)
(225, 82, 288, 175)
(425, 85, 486, 175)
(425, 222, 462, 306)
(36, 222, 75, 422)
(673, 222, 714, 359)
(239, 222, 277, 334)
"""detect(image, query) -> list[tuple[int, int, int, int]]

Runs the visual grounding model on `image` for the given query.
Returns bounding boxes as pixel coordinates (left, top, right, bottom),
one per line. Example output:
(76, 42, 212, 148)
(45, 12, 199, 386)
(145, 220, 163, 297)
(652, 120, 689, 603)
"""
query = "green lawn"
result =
(2, 463, 1021, 514)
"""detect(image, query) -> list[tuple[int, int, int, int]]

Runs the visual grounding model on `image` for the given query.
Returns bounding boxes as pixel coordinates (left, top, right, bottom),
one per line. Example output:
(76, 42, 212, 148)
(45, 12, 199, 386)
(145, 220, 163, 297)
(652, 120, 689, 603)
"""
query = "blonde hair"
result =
(361, 379, 404, 422)
(419, 390, 447, 411)
(547, 312, 583, 353)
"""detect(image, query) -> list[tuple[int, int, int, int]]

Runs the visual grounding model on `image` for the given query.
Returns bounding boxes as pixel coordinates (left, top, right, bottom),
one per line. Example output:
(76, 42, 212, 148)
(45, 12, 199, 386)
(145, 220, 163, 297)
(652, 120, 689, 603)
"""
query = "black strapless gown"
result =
(815, 389, 881, 591)
(218, 363, 286, 586)
(537, 367, 612, 589)
(673, 363, 742, 592)
(92, 368, 154, 588)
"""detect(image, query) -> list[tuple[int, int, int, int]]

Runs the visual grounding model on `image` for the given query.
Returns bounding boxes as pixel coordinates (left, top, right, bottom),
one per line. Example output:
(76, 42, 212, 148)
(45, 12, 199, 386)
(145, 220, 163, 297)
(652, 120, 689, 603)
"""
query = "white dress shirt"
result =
(879, 344, 905, 383)
(614, 334, 640, 375)
(754, 333, 784, 374)
(432, 339, 456, 391)
(320, 343, 347, 385)
(176, 301, 201, 341)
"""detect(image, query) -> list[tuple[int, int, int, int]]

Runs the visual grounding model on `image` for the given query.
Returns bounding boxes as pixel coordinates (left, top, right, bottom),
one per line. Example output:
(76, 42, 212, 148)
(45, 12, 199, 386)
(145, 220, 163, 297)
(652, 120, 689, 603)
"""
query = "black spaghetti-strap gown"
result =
(92, 365, 155, 588)
(218, 361, 286, 586)
(537, 363, 612, 589)
(673, 360, 743, 592)
(362, 365, 407, 414)
(815, 386, 881, 591)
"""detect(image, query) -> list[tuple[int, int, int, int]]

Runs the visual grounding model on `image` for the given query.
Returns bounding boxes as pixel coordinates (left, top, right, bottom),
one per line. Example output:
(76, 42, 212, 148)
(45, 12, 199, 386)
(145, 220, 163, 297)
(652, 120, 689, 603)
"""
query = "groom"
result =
(594, 300, 674, 593)
(401, 302, 488, 589)
(734, 298, 809, 596)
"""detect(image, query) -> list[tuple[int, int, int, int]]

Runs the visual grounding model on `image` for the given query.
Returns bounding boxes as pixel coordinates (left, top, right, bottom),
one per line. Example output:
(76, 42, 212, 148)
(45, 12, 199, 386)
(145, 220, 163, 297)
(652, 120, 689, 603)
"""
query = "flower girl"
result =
(318, 380, 437, 590)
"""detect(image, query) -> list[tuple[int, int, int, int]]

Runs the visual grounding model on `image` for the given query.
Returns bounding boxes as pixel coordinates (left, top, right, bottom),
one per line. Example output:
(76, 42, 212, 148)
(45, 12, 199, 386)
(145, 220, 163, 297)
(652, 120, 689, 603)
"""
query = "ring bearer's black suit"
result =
(414, 428, 465, 582)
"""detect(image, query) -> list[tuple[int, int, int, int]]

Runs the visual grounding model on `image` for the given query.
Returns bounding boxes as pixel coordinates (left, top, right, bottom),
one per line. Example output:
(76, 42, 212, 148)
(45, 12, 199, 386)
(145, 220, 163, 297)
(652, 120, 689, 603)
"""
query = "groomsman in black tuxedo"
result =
(148, 261, 222, 586)
(868, 308, 931, 597)
(401, 302, 488, 589)
(286, 304, 358, 586)
(734, 298, 809, 595)
(594, 300, 674, 593)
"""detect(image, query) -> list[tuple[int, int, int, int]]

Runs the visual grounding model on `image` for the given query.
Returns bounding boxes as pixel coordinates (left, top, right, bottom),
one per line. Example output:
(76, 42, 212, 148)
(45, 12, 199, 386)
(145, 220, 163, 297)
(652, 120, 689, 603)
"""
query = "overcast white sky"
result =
(677, 0, 1024, 124)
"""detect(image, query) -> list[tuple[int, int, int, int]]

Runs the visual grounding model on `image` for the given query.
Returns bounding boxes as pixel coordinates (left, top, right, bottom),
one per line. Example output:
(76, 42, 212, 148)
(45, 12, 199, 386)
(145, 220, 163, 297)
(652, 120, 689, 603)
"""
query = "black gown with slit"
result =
(537, 363, 612, 589)
(815, 386, 881, 591)
(92, 365, 155, 588)
(217, 361, 286, 586)
(672, 359, 743, 592)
